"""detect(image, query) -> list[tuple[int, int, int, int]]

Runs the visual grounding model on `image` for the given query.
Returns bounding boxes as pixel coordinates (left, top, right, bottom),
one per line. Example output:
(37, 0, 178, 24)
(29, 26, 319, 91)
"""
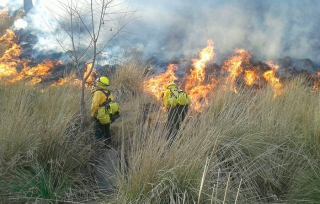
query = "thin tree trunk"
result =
(79, 79, 86, 131)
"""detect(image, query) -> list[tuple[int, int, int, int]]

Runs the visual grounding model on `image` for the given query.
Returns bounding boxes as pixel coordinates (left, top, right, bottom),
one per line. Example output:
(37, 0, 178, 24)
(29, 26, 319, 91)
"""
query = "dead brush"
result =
(108, 54, 154, 101)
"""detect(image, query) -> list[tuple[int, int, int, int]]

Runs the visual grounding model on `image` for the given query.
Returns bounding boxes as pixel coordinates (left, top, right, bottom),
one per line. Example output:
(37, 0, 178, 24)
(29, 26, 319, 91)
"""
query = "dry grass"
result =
(110, 73, 320, 203)
(1, 55, 320, 203)
(0, 10, 14, 57)
(108, 53, 153, 101)
(0, 9, 14, 36)
(0, 80, 102, 203)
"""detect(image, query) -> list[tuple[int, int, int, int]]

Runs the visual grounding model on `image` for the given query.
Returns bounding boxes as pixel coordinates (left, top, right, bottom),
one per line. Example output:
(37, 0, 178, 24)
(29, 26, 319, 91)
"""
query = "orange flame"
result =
(187, 80, 216, 111)
(0, 29, 61, 84)
(186, 39, 214, 87)
(0, 29, 97, 86)
(244, 70, 256, 86)
(9, 60, 61, 84)
(0, 29, 20, 79)
(51, 63, 98, 87)
(185, 39, 215, 111)
(0, 27, 297, 112)
(84, 62, 98, 83)
(51, 77, 71, 86)
(143, 64, 178, 100)
(222, 49, 251, 93)
(264, 60, 282, 97)
(312, 72, 320, 91)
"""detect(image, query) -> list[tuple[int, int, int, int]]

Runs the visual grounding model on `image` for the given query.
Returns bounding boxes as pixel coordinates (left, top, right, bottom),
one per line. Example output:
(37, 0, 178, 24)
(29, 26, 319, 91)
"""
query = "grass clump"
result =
(0, 80, 100, 203)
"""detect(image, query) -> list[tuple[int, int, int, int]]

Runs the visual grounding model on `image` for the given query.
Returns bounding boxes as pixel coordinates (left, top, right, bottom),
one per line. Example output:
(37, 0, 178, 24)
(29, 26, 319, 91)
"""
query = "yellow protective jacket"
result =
(91, 87, 114, 117)
(163, 88, 191, 109)
(163, 88, 172, 109)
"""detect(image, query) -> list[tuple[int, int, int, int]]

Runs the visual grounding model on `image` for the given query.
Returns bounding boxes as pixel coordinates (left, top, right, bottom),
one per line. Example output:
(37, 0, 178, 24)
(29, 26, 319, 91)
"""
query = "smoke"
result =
(2, 0, 320, 66)
(124, 0, 320, 65)
(13, 19, 28, 30)
(0, 0, 23, 12)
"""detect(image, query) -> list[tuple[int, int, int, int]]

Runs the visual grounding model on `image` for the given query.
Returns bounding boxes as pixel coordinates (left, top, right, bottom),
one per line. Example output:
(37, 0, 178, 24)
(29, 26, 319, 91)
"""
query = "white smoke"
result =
(3, 0, 320, 65)
(123, 0, 320, 64)
(0, 0, 23, 11)
(13, 19, 28, 30)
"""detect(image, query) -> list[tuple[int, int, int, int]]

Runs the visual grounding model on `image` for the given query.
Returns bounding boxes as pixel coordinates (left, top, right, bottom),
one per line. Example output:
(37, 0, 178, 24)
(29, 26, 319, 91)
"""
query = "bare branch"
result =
(45, 0, 137, 129)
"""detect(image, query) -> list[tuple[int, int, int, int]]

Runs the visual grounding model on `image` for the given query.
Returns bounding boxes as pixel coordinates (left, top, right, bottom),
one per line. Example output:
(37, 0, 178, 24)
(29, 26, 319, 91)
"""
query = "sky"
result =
(1, 0, 320, 66)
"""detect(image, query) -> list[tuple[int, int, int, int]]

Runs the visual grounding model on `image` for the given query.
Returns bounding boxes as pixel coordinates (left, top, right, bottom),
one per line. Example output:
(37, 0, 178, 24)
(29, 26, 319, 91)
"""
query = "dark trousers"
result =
(166, 105, 188, 142)
(95, 120, 111, 146)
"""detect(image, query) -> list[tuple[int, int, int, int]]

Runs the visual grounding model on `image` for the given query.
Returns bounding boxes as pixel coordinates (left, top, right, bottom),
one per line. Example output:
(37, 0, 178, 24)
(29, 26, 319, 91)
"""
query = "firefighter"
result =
(91, 76, 114, 147)
(163, 82, 191, 144)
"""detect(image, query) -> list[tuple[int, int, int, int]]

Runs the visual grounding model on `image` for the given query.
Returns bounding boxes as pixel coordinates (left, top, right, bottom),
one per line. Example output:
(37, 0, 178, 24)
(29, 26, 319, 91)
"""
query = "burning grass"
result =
(1, 57, 320, 203)
(112, 72, 320, 203)
(0, 8, 24, 58)
(1, 3, 320, 203)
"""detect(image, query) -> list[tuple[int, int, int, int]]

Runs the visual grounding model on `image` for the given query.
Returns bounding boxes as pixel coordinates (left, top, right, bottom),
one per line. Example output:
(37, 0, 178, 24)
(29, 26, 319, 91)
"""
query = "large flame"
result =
(0, 29, 96, 86)
(187, 80, 216, 111)
(143, 64, 178, 100)
(185, 39, 215, 111)
(186, 39, 214, 88)
(8, 60, 61, 84)
(141, 41, 287, 112)
(142, 40, 217, 112)
(0, 29, 60, 84)
(0, 29, 20, 78)
(222, 49, 251, 93)
(0, 25, 313, 113)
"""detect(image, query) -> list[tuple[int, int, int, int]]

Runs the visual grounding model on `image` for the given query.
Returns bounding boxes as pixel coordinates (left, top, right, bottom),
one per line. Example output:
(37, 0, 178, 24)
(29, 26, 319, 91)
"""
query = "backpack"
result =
(96, 90, 120, 125)
(168, 88, 190, 108)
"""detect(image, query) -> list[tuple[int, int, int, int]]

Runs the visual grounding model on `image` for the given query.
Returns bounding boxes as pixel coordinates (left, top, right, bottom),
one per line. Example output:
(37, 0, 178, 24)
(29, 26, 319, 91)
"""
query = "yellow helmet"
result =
(96, 76, 109, 86)
(167, 82, 177, 88)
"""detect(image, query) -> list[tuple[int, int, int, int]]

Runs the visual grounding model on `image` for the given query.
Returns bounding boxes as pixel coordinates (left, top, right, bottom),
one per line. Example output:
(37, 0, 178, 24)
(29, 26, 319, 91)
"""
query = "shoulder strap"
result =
(97, 89, 111, 106)
(169, 88, 178, 98)
(97, 89, 110, 98)
(180, 90, 189, 96)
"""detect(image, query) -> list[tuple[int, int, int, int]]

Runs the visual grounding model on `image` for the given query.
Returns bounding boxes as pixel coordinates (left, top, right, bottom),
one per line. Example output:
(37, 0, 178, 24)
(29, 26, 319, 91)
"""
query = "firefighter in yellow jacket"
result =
(163, 82, 191, 143)
(91, 76, 114, 147)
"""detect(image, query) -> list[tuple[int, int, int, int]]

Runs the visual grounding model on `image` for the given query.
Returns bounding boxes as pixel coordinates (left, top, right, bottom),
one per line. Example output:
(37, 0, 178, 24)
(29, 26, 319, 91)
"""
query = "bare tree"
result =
(44, 0, 136, 130)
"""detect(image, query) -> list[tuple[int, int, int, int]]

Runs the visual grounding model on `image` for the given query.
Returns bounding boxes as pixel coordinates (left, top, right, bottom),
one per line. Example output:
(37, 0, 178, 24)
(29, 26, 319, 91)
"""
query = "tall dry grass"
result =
(110, 73, 320, 203)
(0, 80, 102, 203)
(1, 54, 320, 203)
